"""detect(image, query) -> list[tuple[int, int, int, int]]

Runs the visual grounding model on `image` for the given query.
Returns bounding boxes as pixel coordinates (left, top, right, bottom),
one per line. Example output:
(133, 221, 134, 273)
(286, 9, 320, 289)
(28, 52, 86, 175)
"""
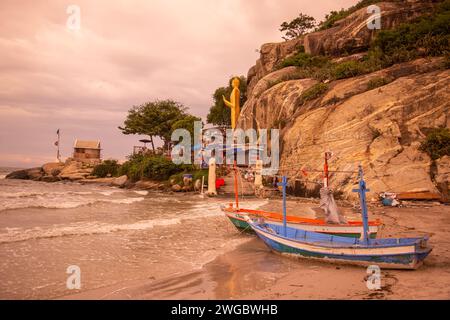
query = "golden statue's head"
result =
(231, 77, 240, 89)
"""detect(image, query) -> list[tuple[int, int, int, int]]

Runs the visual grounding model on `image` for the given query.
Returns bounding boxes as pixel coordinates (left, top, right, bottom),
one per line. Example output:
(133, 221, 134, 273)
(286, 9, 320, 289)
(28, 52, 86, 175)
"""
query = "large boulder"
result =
(238, 56, 449, 199)
(42, 162, 65, 177)
(111, 175, 128, 187)
(5, 167, 43, 180)
(59, 160, 93, 180)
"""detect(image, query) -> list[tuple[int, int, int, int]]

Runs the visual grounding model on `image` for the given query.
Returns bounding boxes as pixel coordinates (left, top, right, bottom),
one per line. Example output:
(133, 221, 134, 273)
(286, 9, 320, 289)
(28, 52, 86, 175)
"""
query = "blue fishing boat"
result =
(247, 167, 432, 269)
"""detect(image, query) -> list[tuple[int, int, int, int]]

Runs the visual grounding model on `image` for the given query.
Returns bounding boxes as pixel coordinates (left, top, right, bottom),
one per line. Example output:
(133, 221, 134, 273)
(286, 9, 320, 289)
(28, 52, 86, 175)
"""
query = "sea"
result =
(0, 168, 267, 299)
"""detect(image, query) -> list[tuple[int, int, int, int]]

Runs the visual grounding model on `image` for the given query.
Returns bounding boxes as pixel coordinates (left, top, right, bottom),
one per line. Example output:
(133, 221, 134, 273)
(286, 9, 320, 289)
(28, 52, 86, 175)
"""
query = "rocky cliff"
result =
(238, 0, 449, 199)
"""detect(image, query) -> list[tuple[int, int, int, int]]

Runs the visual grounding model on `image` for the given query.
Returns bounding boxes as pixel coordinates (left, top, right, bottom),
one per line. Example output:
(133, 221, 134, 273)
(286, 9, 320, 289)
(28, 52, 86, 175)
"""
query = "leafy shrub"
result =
(299, 83, 328, 105)
(280, 52, 330, 69)
(119, 154, 187, 181)
(170, 169, 208, 185)
(372, 0, 450, 64)
(331, 61, 365, 79)
(444, 53, 450, 69)
(420, 128, 450, 160)
(92, 160, 120, 178)
(318, 0, 399, 31)
(367, 77, 391, 90)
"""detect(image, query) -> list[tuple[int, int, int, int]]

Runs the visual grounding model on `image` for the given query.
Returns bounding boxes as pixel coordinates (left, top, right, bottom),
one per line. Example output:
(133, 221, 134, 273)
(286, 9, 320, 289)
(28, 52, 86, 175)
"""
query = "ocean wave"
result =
(0, 196, 145, 212)
(134, 190, 149, 196)
(0, 206, 226, 244)
(0, 189, 130, 199)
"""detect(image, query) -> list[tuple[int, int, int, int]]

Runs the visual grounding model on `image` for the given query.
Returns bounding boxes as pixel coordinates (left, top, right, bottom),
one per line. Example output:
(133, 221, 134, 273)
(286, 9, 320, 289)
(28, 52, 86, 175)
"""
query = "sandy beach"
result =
(60, 198, 450, 300)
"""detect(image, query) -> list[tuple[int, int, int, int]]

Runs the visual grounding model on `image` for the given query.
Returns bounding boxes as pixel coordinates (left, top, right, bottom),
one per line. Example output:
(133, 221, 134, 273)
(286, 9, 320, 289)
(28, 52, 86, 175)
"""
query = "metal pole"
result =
(57, 129, 61, 162)
(233, 160, 239, 208)
(277, 176, 287, 237)
(352, 165, 370, 244)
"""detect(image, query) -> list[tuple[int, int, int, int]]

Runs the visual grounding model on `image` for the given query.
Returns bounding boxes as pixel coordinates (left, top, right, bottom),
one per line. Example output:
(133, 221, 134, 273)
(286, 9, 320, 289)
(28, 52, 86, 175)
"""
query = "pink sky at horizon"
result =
(0, 0, 358, 167)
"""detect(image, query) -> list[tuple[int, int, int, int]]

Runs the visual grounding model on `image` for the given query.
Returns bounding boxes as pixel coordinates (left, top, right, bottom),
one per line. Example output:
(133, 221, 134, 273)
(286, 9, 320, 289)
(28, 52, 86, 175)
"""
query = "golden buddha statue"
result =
(223, 77, 241, 130)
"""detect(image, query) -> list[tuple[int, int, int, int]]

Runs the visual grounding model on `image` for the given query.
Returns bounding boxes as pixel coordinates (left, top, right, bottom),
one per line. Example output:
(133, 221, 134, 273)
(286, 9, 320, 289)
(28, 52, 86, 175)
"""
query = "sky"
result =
(0, 0, 358, 167)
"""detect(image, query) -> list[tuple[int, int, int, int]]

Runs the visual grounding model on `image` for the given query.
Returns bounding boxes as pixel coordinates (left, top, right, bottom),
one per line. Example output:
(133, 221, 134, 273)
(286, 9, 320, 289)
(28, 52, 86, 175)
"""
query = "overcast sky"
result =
(0, 0, 357, 167)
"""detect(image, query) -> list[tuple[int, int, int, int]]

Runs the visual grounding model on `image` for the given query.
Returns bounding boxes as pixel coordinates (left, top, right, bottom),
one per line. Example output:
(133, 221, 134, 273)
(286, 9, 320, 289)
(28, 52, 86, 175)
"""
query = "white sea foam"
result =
(134, 190, 149, 196)
(0, 196, 145, 211)
(0, 203, 232, 244)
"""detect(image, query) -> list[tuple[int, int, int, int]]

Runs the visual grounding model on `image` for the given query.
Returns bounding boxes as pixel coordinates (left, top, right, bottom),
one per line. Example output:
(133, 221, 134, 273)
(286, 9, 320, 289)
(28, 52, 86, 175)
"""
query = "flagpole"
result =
(57, 129, 61, 162)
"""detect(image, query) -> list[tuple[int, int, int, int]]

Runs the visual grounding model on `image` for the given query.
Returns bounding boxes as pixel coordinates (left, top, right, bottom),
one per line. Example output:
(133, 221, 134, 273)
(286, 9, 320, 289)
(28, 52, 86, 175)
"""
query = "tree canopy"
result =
(279, 13, 316, 40)
(206, 76, 247, 128)
(172, 114, 202, 144)
(119, 99, 196, 152)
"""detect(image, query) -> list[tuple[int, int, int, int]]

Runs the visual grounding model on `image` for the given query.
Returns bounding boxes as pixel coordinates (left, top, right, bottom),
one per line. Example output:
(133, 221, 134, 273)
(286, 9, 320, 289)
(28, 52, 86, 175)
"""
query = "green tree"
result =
(206, 76, 247, 128)
(171, 115, 202, 144)
(280, 13, 316, 40)
(119, 99, 187, 152)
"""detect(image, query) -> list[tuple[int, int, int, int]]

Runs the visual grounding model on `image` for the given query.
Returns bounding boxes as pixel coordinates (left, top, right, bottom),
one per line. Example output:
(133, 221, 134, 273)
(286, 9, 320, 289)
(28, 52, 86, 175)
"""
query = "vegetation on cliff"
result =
(420, 128, 450, 160)
(279, 0, 449, 81)
(207, 76, 247, 128)
(317, 0, 396, 31)
(279, 13, 316, 40)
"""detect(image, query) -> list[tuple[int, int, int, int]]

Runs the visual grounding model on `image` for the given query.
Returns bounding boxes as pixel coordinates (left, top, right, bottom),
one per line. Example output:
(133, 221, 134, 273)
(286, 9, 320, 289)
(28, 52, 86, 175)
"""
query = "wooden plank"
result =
(396, 192, 442, 201)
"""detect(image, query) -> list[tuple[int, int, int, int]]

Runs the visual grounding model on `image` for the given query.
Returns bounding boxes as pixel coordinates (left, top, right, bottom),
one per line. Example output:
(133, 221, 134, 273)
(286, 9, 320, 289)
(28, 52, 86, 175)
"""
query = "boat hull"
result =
(224, 210, 378, 238)
(251, 223, 432, 270)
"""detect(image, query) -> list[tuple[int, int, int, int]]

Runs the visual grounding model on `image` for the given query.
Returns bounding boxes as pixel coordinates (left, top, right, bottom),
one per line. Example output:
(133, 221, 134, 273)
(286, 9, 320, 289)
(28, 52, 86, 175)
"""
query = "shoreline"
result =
(58, 200, 450, 300)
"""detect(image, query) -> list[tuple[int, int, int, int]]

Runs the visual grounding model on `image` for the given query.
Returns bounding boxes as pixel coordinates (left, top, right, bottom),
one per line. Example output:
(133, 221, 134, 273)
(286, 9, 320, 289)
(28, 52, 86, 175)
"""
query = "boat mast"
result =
(233, 159, 239, 209)
(277, 176, 288, 236)
(324, 152, 329, 188)
(352, 165, 370, 244)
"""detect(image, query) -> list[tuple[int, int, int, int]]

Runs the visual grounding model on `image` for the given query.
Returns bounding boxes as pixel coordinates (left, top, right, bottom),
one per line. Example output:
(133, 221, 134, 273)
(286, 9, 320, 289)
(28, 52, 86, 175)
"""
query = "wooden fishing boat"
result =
(247, 220, 432, 269)
(246, 166, 432, 269)
(222, 158, 381, 238)
(221, 205, 381, 238)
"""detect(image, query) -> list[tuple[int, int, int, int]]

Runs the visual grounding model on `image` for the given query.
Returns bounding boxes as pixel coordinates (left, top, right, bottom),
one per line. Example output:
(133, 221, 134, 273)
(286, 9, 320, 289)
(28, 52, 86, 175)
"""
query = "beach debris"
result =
(320, 187, 347, 224)
(380, 192, 400, 207)
(396, 190, 442, 201)
(207, 157, 217, 196)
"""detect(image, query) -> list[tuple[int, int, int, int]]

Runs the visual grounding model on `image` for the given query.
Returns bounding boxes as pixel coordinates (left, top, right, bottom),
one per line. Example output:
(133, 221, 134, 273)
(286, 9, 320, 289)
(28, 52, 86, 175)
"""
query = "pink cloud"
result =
(0, 0, 358, 167)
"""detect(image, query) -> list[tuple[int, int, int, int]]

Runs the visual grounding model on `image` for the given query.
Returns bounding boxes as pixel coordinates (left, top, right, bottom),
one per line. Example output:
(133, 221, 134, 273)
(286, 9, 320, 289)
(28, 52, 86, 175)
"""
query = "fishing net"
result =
(319, 187, 347, 224)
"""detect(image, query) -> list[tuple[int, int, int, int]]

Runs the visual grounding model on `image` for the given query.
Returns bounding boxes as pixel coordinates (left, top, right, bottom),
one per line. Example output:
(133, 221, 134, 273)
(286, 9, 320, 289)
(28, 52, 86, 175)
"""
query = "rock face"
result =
(237, 0, 449, 200)
(303, 1, 435, 56)
(246, 1, 436, 99)
(239, 57, 449, 199)
(6, 160, 94, 182)
(6, 167, 43, 180)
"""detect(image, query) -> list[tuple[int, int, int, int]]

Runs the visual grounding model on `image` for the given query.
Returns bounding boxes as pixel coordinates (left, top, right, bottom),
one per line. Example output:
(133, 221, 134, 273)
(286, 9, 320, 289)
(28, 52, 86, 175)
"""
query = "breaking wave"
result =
(0, 199, 268, 244)
(0, 197, 145, 212)
(0, 209, 219, 244)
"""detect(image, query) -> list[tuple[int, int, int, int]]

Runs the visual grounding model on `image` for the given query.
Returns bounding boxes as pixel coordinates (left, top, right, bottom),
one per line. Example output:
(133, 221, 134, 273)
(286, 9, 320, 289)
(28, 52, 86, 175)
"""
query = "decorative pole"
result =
(352, 165, 370, 244)
(277, 176, 288, 237)
(233, 159, 239, 209)
(324, 152, 328, 187)
(324, 151, 332, 188)
(56, 129, 61, 162)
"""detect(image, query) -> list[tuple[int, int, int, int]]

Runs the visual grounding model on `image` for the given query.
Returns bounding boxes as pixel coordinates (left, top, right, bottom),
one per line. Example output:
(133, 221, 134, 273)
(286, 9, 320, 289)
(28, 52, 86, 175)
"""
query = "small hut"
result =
(73, 139, 101, 164)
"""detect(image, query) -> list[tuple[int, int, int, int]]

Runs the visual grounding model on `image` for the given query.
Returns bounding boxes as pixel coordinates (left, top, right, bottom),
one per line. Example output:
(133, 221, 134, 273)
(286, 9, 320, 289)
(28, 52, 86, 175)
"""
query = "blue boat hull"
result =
(251, 223, 432, 270)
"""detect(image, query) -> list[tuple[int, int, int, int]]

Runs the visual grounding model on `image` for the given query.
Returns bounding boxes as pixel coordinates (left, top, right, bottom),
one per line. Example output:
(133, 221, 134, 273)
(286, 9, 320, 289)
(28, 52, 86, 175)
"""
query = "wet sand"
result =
(62, 200, 450, 300)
